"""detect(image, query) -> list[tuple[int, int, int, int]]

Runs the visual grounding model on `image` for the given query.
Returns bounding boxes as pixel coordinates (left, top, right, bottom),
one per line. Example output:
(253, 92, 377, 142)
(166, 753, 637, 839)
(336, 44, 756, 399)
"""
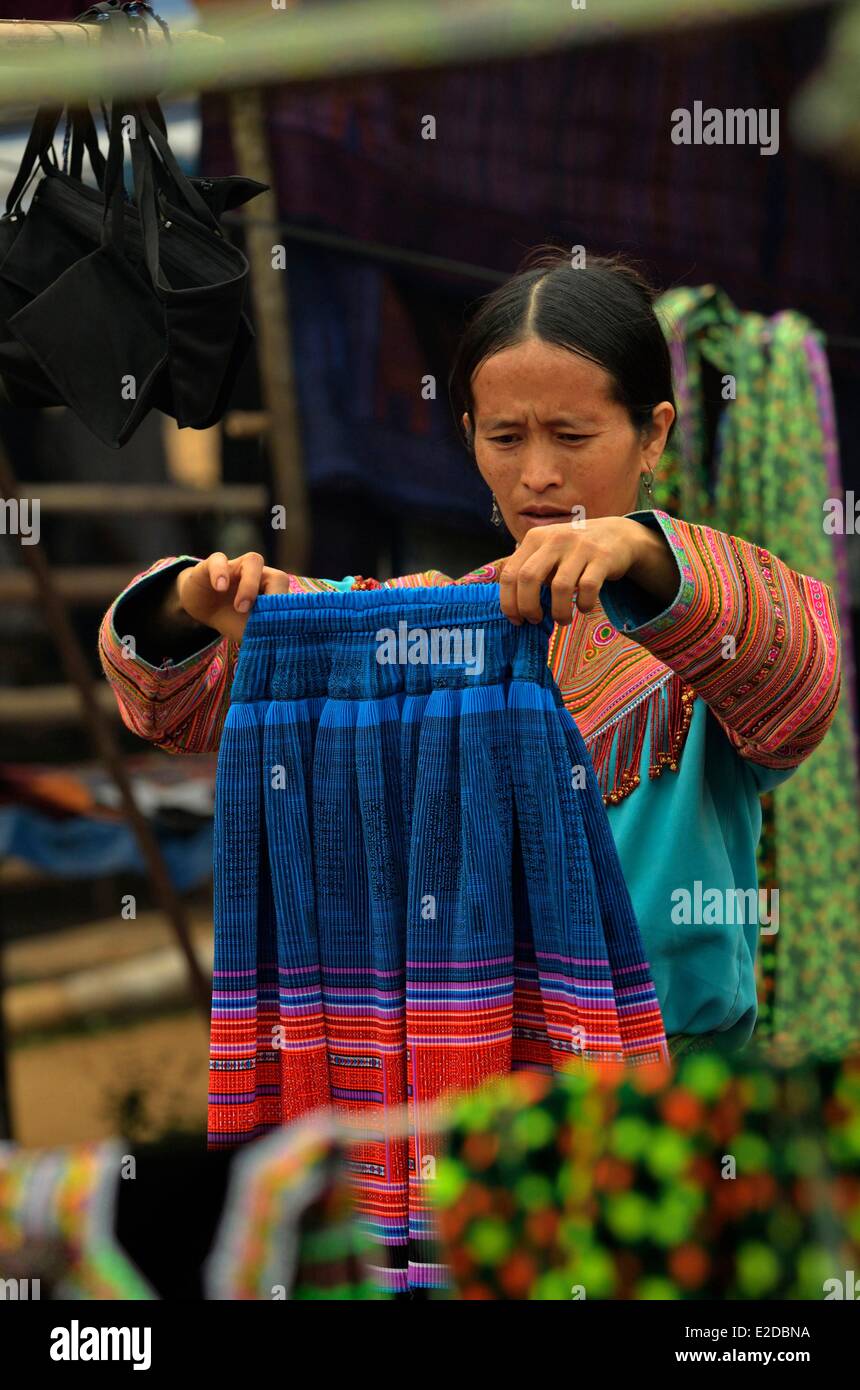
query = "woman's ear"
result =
(461, 412, 473, 447)
(642, 401, 675, 462)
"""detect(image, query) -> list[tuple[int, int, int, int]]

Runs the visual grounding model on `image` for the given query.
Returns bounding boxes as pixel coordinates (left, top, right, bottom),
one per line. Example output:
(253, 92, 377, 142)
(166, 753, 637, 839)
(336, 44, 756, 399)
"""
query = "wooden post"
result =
(228, 87, 310, 575)
(0, 443, 212, 1022)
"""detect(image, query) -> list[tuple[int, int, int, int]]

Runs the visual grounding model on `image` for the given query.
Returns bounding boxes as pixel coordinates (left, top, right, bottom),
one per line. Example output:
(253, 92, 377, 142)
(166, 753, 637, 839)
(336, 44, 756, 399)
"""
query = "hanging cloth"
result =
(209, 584, 668, 1293)
(0, 1139, 155, 1299)
(655, 285, 860, 1059)
(204, 1111, 382, 1301)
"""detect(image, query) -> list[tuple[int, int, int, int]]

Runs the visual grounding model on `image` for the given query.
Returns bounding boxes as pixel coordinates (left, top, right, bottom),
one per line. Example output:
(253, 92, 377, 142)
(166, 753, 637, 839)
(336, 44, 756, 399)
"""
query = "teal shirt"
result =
(598, 513, 795, 1048)
(597, 695, 792, 1047)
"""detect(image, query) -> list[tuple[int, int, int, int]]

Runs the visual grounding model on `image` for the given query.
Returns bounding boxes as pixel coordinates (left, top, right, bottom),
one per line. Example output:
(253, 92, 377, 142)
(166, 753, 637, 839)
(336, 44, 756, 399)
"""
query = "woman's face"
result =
(464, 337, 674, 543)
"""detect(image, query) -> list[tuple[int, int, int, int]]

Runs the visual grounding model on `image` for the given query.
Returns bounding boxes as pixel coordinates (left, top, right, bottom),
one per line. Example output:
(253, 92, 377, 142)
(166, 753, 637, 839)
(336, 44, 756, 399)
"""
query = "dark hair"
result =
(448, 247, 676, 448)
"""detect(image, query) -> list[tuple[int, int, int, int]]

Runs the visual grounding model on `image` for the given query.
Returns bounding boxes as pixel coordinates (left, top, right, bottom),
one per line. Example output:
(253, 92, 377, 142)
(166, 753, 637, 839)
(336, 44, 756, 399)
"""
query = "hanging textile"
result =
(204, 1112, 382, 1301)
(654, 286, 860, 1058)
(209, 583, 668, 1292)
(0, 1139, 154, 1300)
(197, 8, 860, 526)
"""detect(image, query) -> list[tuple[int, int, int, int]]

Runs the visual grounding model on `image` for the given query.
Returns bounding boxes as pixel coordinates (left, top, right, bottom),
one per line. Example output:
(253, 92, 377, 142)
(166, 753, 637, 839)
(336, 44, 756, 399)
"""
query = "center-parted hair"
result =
(448, 248, 676, 447)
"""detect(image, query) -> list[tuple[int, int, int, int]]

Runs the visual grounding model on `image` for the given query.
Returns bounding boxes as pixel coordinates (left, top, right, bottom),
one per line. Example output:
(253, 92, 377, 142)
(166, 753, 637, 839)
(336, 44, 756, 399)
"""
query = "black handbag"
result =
(0, 105, 110, 409)
(0, 5, 268, 446)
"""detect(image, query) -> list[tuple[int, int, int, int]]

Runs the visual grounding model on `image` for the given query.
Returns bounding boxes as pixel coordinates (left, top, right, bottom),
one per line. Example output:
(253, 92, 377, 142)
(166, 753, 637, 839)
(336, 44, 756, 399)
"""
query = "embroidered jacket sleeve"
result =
(99, 557, 241, 755)
(599, 510, 842, 770)
(99, 560, 471, 754)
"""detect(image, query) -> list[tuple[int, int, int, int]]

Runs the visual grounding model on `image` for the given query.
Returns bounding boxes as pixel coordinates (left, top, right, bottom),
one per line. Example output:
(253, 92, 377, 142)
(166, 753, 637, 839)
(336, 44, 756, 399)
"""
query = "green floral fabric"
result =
(652, 286, 860, 1060)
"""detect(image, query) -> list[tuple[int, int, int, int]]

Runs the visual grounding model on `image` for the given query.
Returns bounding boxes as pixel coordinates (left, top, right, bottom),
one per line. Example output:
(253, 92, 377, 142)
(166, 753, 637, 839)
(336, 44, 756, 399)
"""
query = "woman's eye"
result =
(486, 432, 590, 445)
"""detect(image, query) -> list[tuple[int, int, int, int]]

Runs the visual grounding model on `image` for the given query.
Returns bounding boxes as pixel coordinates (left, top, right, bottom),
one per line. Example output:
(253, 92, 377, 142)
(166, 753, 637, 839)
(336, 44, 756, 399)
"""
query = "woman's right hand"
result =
(174, 552, 293, 644)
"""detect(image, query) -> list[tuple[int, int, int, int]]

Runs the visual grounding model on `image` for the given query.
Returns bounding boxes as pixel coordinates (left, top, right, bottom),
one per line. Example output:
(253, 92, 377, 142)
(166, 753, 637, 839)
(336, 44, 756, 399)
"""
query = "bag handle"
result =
(67, 106, 108, 185)
(74, 1, 162, 29)
(5, 6, 167, 217)
(97, 9, 226, 291)
(100, 96, 166, 292)
(95, 13, 167, 288)
(138, 104, 222, 233)
(84, 7, 218, 232)
(5, 104, 107, 216)
(4, 107, 65, 215)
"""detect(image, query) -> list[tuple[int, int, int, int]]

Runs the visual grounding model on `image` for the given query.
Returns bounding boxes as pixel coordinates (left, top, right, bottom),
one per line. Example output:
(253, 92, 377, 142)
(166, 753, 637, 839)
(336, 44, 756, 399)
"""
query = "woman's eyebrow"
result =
(478, 415, 598, 429)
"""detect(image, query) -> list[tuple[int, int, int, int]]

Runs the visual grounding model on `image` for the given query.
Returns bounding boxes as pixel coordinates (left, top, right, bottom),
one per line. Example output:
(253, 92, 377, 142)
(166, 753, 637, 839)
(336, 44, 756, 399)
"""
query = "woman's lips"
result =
(519, 510, 571, 526)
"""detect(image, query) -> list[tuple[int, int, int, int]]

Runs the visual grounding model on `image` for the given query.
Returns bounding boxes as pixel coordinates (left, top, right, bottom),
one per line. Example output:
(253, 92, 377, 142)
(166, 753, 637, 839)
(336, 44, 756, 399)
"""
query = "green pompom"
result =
(573, 1247, 617, 1299)
(736, 1241, 781, 1296)
(794, 1245, 840, 1299)
(680, 1054, 731, 1100)
(634, 1276, 681, 1301)
(514, 1173, 555, 1211)
(605, 1191, 651, 1242)
(466, 1218, 513, 1265)
(649, 1193, 696, 1246)
(609, 1115, 652, 1161)
(784, 1135, 826, 1178)
(432, 1158, 468, 1207)
(644, 1127, 691, 1180)
(510, 1106, 556, 1152)
(531, 1270, 580, 1302)
(730, 1131, 772, 1172)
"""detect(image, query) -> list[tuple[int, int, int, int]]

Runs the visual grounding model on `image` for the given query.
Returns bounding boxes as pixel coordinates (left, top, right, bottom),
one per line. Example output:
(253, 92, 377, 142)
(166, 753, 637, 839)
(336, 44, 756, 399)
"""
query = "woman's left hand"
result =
(498, 515, 679, 626)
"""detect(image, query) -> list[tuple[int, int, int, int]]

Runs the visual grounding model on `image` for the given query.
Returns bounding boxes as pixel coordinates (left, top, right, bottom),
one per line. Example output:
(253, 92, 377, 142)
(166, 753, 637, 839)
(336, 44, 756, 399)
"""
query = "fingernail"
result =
(215, 577, 228, 591)
(237, 599, 250, 613)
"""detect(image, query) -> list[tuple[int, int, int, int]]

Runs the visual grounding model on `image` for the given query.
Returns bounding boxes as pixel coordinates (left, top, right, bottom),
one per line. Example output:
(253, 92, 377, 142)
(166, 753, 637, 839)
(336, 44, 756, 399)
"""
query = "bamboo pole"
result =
(0, 0, 835, 106)
(32, 483, 267, 514)
(6, 938, 216, 1038)
(0, 20, 205, 46)
(229, 87, 310, 574)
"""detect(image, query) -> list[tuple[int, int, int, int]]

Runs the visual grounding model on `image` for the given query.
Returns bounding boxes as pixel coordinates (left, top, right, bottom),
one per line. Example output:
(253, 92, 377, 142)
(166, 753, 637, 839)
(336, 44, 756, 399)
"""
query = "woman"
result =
(100, 254, 840, 1084)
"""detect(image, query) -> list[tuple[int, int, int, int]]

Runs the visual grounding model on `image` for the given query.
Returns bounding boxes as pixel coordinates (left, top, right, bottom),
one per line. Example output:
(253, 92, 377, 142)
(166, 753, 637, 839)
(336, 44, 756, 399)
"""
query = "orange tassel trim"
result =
(585, 677, 697, 806)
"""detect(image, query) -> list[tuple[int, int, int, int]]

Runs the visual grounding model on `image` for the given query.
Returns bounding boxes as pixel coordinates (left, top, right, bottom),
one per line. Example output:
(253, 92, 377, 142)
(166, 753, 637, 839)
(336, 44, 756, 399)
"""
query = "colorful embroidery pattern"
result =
(204, 1112, 382, 1300)
(546, 606, 697, 804)
(0, 1140, 154, 1300)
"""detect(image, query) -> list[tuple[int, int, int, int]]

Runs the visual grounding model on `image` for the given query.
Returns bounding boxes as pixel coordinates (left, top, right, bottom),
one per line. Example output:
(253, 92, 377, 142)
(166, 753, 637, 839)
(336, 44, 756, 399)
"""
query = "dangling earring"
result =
(491, 495, 503, 527)
(642, 469, 655, 502)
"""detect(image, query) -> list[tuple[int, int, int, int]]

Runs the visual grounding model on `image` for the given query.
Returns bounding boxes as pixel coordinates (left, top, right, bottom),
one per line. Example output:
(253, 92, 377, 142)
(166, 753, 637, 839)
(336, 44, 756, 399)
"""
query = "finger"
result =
(574, 559, 608, 615)
(516, 554, 559, 624)
(260, 566, 293, 595)
(497, 525, 542, 579)
(498, 530, 558, 623)
(549, 557, 587, 625)
(207, 552, 230, 593)
(233, 552, 265, 613)
(498, 556, 524, 624)
(514, 532, 573, 623)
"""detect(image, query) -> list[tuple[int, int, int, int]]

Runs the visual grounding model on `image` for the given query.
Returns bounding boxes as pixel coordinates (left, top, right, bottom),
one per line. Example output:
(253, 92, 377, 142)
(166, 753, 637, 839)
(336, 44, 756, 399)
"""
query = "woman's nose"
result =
(517, 440, 566, 491)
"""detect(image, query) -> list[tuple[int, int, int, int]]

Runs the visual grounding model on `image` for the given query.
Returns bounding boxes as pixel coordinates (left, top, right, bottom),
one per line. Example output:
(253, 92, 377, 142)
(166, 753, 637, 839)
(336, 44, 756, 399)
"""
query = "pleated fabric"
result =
(209, 584, 668, 1292)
